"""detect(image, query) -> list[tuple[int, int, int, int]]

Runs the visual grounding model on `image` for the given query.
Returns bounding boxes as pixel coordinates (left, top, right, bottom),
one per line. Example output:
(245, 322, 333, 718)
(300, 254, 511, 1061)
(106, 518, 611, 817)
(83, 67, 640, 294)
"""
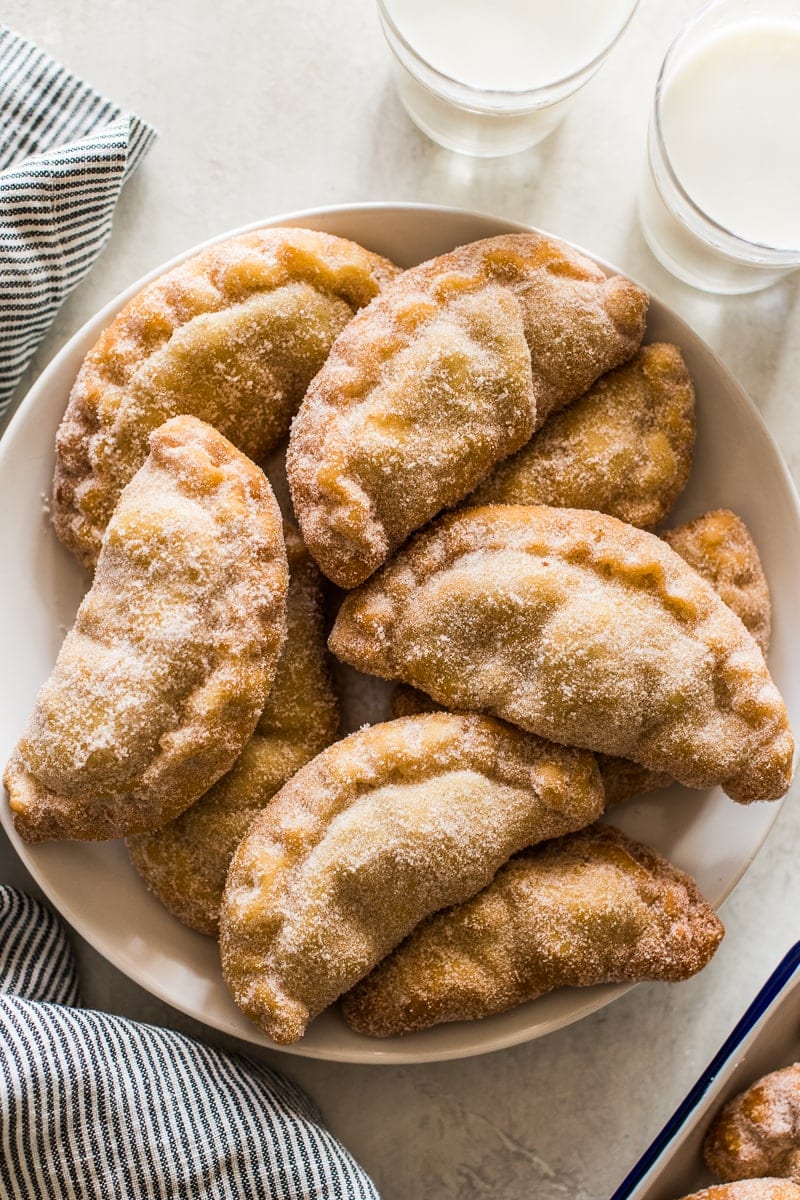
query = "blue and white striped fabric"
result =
(0, 887, 380, 1199)
(0, 26, 157, 419)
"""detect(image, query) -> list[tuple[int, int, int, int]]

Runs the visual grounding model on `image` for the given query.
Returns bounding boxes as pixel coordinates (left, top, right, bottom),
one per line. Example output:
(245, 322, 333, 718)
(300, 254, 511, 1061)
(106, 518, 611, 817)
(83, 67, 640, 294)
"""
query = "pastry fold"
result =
(342, 824, 724, 1036)
(127, 525, 338, 934)
(5, 416, 288, 842)
(331, 505, 793, 804)
(219, 712, 604, 1044)
(288, 233, 648, 587)
(53, 228, 400, 569)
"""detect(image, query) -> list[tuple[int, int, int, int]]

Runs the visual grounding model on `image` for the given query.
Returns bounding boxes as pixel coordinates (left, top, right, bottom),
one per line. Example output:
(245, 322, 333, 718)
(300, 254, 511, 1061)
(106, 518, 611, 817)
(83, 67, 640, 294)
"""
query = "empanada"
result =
(288, 233, 648, 587)
(127, 525, 337, 934)
(392, 514, 771, 809)
(53, 227, 400, 570)
(219, 712, 604, 1044)
(704, 1064, 800, 1184)
(330, 506, 793, 804)
(394, 507, 773, 806)
(341, 823, 724, 1036)
(663, 509, 771, 656)
(4, 416, 288, 842)
(469, 343, 695, 527)
(675, 1184, 800, 1200)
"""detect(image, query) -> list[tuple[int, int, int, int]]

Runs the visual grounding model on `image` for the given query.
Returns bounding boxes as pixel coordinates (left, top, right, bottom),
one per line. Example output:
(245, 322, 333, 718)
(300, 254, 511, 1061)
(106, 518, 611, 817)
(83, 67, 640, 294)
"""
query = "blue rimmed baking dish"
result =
(613, 942, 800, 1200)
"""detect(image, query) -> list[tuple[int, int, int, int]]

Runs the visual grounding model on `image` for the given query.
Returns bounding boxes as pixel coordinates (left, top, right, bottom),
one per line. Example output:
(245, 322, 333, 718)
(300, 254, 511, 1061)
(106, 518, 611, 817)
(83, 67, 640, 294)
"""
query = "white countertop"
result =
(3, 2, 800, 1197)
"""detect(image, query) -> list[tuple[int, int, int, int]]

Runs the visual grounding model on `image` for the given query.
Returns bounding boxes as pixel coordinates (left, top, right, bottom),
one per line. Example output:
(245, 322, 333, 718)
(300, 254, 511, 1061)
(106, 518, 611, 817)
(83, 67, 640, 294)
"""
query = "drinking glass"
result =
(639, 0, 800, 294)
(377, 0, 640, 158)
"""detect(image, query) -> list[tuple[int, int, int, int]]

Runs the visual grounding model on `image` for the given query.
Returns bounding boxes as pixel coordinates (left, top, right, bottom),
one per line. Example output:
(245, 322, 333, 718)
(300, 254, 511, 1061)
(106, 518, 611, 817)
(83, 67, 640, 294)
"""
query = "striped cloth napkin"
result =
(0, 887, 380, 1199)
(0, 27, 157, 420)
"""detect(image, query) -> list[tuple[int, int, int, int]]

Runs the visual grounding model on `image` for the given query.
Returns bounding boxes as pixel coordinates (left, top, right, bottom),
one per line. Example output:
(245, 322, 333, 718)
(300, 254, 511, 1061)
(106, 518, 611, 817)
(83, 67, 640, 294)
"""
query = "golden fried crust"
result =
(219, 712, 604, 1044)
(126, 526, 338, 935)
(602, 508, 772, 805)
(341, 823, 723, 1036)
(394, 505, 773, 807)
(4, 416, 288, 842)
(676, 1184, 800, 1200)
(664, 510, 771, 655)
(288, 233, 648, 588)
(330, 506, 793, 804)
(470, 343, 695, 527)
(392, 684, 443, 720)
(53, 228, 400, 570)
(596, 755, 673, 806)
(392, 683, 676, 807)
(703, 1065, 800, 1184)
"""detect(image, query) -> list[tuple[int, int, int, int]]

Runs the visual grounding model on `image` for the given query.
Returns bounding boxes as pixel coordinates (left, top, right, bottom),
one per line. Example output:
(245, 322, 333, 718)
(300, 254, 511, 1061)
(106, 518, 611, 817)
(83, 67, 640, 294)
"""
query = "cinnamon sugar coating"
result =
(288, 233, 648, 587)
(704, 1065, 800, 1184)
(601, 508, 772, 805)
(53, 227, 400, 570)
(341, 823, 724, 1036)
(676, 1184, 800, 1200)
(469, 343, 695, 528)
(330, 506, 793, 804)
(219, 712, 604, 1044)
(393, 505, 773, 806)
(664, 509, 771, 656)
(4, 416, 288, 842)
(126, 525, 337, 935)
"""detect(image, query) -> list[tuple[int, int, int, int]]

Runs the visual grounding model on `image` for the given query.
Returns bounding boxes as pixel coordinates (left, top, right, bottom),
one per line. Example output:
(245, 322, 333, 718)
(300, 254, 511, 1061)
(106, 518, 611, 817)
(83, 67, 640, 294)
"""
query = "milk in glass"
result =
(380, 0, 638, 155)
(640, 11, 800, 292)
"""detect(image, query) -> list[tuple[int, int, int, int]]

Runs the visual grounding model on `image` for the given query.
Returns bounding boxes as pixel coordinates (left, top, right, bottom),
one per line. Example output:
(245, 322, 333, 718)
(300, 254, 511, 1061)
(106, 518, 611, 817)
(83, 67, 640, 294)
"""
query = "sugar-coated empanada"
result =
(126, 525, 337, 934)
(663, 509, 771, 655)
(219, 712, 604, 1044)
(4, 416, 288, 842)
(342, 824, 723, 1036)
(393, 507, 772, 808)
(288, 233, 648, 587)
(392, 507, 773, 806)
(53, 228, 400, 570)
(704, 1065, 800, 1184)
(675, 1184, 800, 1200)
(330, 506, 793, 804)
(469, 343, 695, 527)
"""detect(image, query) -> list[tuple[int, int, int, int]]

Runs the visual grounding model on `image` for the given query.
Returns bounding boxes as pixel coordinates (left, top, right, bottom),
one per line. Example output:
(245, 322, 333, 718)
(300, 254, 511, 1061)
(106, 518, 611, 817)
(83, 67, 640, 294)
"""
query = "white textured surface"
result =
(2, 1, 800, 1197)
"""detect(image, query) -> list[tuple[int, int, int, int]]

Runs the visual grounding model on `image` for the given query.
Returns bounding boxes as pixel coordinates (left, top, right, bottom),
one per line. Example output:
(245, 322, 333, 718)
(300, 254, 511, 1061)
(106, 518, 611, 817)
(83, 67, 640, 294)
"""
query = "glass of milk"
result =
(640, 0, 800, 294)
(377, 0, 640, 157)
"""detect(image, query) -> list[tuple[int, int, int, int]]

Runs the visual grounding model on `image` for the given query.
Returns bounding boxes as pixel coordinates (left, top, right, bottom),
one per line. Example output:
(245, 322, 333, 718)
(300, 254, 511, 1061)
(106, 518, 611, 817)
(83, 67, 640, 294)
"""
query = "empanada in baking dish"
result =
(219, 712, 603, 1044)
(675, 1185, 800, 1200)
(53, 227, 400, 570)
(330, 506, 793, 804)
(704, 1064, 800, 1185)
(342, 823, 724, 1036)
(127, 524, 338, 935)
(288, 232, 648, 587)
(5, 416, 288, 842)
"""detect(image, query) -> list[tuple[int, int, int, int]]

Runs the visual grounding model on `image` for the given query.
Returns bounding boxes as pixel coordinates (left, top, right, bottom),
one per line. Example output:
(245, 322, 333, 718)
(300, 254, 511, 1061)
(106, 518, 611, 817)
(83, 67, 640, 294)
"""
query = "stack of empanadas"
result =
(5, 226, 794, 1048)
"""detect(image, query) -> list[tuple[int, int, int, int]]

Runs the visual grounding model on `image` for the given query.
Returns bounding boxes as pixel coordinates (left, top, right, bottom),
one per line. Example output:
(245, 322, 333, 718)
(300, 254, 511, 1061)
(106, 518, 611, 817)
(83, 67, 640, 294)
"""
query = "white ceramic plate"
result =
(1, 203, 799, 1065)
